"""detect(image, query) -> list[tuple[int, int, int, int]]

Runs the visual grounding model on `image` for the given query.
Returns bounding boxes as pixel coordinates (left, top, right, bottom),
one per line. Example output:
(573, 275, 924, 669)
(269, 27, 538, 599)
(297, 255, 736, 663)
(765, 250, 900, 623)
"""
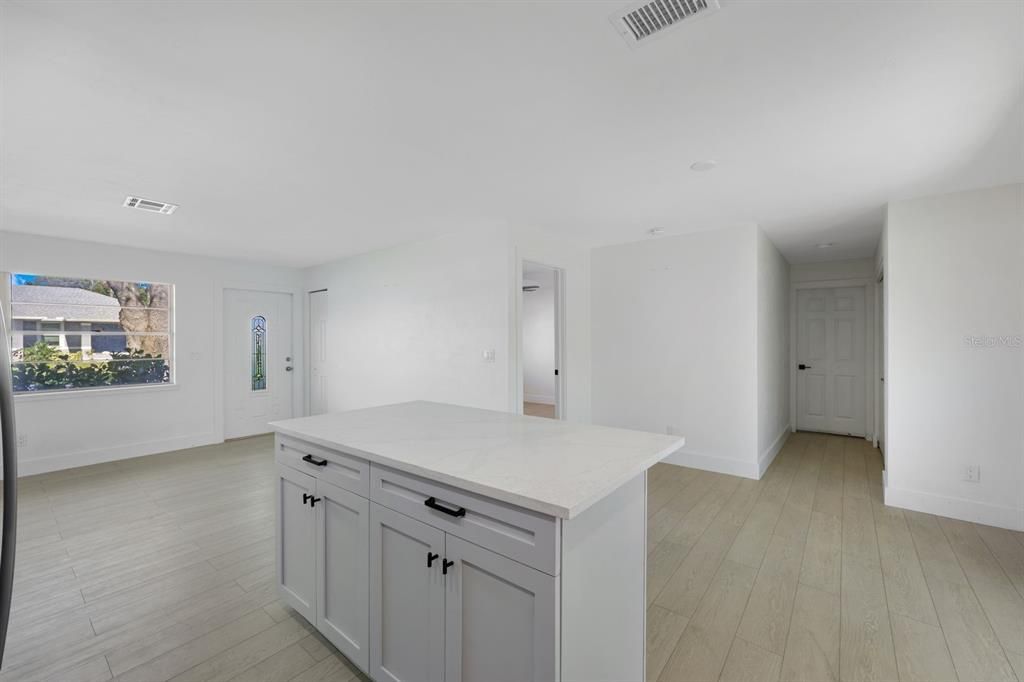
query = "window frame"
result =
(6, 273, 176, 397)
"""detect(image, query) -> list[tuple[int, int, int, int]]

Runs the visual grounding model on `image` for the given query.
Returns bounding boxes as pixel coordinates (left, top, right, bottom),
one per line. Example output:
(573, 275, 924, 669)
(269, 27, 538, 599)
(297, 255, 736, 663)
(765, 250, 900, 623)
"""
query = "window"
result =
(251, 315, 267, 391)
(8, 274, 173, 393)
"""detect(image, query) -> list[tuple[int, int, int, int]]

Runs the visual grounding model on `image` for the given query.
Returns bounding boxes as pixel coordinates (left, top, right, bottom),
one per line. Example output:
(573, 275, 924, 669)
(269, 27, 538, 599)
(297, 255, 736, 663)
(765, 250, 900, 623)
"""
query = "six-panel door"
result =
(316, 478, 370, 671)
(443, 535, 557, 682)
(276, 464, 316, 622)
(370, 502, 446, 682)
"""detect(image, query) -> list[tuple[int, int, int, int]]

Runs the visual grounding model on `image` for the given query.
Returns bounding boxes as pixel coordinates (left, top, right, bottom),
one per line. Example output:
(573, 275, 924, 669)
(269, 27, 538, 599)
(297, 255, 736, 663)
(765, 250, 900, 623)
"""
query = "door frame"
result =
(306, 288, 328, 417)
(874, 264, 886, 471)
(217, 284, 302, 442)
(513, 259, 566, 419)
(789, 277, 876, 439)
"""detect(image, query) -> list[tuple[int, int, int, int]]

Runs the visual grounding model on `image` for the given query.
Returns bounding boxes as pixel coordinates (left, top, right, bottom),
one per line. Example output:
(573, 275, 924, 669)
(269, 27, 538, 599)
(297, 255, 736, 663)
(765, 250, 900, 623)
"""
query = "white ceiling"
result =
(2, 1, 1021, 267)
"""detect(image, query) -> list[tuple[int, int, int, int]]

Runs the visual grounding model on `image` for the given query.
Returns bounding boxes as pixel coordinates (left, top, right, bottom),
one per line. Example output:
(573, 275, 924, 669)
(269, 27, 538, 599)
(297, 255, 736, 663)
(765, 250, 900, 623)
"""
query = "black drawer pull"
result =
(302, 454, 328, 467)
(427, 552, 439, 567)
(424, 497, 466, 518)
(442, 558, 454, 575)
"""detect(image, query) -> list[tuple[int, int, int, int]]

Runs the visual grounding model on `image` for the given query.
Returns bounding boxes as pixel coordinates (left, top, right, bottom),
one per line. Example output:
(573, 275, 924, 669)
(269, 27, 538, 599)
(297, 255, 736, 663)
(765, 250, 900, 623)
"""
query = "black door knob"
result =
(798, 364, 812, 370)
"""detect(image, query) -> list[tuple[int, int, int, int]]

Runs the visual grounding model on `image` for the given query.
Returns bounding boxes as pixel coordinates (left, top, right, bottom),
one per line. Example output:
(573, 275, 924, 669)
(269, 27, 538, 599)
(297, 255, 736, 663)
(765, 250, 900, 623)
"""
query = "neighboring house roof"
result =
(12, 285, 121, 322)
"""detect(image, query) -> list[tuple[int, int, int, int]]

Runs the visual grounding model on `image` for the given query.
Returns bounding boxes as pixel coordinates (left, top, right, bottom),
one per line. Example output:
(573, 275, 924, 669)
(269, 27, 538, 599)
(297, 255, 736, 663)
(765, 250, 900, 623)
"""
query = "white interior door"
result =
(309, 290, 329, 416)
(797, 286, 866, 436)
(224, 289, 294, 439)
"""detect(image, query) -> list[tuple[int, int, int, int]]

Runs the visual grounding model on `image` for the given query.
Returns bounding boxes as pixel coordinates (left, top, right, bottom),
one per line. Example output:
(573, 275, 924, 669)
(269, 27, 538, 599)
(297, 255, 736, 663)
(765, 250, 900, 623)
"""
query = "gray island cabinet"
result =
(271, 401, 684, 682)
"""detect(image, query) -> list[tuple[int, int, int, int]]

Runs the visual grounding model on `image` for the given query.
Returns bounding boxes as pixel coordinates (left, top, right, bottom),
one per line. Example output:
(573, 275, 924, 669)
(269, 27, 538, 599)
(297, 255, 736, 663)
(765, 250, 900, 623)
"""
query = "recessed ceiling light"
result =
(648, 228, 665, 237)
(689, 160, 717, 172)
(816, 242, 836, 249)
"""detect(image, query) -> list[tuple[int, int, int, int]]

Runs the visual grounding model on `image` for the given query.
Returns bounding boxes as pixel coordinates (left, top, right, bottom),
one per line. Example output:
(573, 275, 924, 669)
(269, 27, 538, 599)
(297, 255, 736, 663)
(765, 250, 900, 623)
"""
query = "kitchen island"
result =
(270, 401, 684, 682)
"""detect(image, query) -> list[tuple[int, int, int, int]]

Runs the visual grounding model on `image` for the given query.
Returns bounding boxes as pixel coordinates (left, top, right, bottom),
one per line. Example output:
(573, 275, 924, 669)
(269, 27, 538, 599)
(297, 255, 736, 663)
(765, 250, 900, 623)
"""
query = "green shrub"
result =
(12, 348, 170, 392)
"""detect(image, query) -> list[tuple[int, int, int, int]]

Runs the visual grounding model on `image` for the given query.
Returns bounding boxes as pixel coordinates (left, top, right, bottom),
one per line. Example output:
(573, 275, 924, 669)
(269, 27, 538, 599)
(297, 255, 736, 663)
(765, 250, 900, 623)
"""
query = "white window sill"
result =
(13, 382, 179, 403)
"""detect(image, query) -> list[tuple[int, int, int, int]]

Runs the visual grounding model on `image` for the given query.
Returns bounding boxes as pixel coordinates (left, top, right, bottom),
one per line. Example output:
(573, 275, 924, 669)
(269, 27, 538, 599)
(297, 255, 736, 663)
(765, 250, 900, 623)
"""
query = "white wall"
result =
(884, 183, 1024, 531)
(591, 226, 761, 478)
(790, 258, 876, 284)
(0, 230, 305, 475)
(522, 268, 555, 405)
(304, 226, 592, 422)
(305, 229, 512, 413)
(757, 229, 790, 474)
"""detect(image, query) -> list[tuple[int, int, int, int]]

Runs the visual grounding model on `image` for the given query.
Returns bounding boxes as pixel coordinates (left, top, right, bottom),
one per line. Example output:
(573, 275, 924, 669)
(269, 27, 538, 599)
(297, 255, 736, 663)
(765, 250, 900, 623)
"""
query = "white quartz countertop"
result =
(270, 401, 684, 519)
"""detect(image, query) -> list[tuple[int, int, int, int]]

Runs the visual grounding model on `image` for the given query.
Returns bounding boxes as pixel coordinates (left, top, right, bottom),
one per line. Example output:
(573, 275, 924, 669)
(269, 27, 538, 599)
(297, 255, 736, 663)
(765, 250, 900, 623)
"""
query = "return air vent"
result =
(610, 0, 720, 47)
(123, 196, 178, 215)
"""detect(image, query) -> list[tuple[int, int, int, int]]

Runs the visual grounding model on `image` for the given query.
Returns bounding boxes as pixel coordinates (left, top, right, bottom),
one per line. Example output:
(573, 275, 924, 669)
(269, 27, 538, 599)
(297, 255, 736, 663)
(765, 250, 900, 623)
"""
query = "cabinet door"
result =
(315, 479, 370, 671)
(370, 503, 445, 682)
(276, 464, 316, 622)
(444, 535, 557, 682)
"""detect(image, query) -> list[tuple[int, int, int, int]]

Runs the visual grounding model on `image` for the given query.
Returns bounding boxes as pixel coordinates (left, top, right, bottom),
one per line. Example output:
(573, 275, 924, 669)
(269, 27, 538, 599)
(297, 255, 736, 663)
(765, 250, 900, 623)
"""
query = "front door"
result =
(796, 286, 866, 436)
(224, 289, 294, 439)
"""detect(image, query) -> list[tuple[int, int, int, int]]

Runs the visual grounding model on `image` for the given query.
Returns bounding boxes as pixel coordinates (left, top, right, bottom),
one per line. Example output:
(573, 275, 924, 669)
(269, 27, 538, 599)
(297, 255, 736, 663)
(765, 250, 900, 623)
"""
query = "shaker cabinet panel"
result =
(276, 464, 317, 622)
(370, 502, 446, 682)
(316, 479, 370, 671)
(443, 535, 557, 682)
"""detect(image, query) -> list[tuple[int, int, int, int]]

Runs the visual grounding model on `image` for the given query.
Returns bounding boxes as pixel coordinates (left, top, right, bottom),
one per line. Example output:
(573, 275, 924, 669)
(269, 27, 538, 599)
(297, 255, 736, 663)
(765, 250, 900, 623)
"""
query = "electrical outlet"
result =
(16, 433, 28, 447)
(964, 465, 981, 482)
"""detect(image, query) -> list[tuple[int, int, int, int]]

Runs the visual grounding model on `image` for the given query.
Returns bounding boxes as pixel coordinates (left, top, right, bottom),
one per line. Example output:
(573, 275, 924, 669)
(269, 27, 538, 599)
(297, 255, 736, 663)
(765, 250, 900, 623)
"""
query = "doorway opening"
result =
(521, 261, 563, 419)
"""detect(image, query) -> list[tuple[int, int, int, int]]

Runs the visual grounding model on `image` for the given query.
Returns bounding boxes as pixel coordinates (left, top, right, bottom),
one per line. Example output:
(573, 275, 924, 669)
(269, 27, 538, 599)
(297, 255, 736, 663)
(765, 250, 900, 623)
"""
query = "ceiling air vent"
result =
(123, 196, 178, 215)
(610, 0, 720, 47)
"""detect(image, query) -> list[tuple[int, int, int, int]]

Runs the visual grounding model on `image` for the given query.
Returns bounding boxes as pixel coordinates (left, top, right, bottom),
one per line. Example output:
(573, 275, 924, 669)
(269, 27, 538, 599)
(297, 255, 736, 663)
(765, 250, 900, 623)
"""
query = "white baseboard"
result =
(523, 393, 555, 405)
(757, 429, 790, 478)
(12, 432, 222, 478)
(885, 484, 1023, 532)
(663, 448, 758, 480)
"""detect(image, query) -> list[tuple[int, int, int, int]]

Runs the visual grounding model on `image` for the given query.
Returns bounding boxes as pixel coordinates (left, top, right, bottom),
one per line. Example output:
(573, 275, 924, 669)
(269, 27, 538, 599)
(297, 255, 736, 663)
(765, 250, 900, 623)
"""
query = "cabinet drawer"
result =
(369, 465, 560, 575)
(276, 434, 369, 497)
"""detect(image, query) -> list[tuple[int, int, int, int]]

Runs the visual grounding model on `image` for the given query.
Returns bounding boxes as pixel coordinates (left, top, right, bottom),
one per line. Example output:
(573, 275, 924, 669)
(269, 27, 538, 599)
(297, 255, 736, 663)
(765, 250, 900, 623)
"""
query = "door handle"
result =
(285, 366, 294, 372)
(427, 552, 439, 567)
(442, 558, 454, 575)
(302, 454, 328, 467)
(309, 496, 322, 507)
(303, 493, 312, 505)
(424, 497, 466, 518)
(798, 364, 812, 370)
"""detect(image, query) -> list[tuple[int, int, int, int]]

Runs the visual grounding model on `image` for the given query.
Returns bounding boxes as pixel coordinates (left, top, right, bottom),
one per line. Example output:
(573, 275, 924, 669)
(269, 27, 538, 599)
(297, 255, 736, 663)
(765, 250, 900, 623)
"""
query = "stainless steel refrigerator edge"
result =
(0, 304, 18, 667)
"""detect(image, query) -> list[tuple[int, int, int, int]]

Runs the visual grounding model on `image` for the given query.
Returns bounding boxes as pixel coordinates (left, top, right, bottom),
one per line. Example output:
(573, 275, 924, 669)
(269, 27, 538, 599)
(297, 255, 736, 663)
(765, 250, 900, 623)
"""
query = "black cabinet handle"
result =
(302, 493, 312, 505)
(442, 558, 454, 575)
(302, 454, 328, 467)
(798, 364, 812, 370)
(424, 497, 466, 518)
(309, 496, 322, 507)
(427, 552, 439, 567)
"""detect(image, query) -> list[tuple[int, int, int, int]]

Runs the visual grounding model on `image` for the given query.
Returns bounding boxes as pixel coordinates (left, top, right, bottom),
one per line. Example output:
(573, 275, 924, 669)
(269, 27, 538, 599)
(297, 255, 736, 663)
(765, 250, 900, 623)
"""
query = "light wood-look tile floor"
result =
(647, 431, 1024, 682)
(523, 402, 556, 419)
(3, 431, 1022, 681)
